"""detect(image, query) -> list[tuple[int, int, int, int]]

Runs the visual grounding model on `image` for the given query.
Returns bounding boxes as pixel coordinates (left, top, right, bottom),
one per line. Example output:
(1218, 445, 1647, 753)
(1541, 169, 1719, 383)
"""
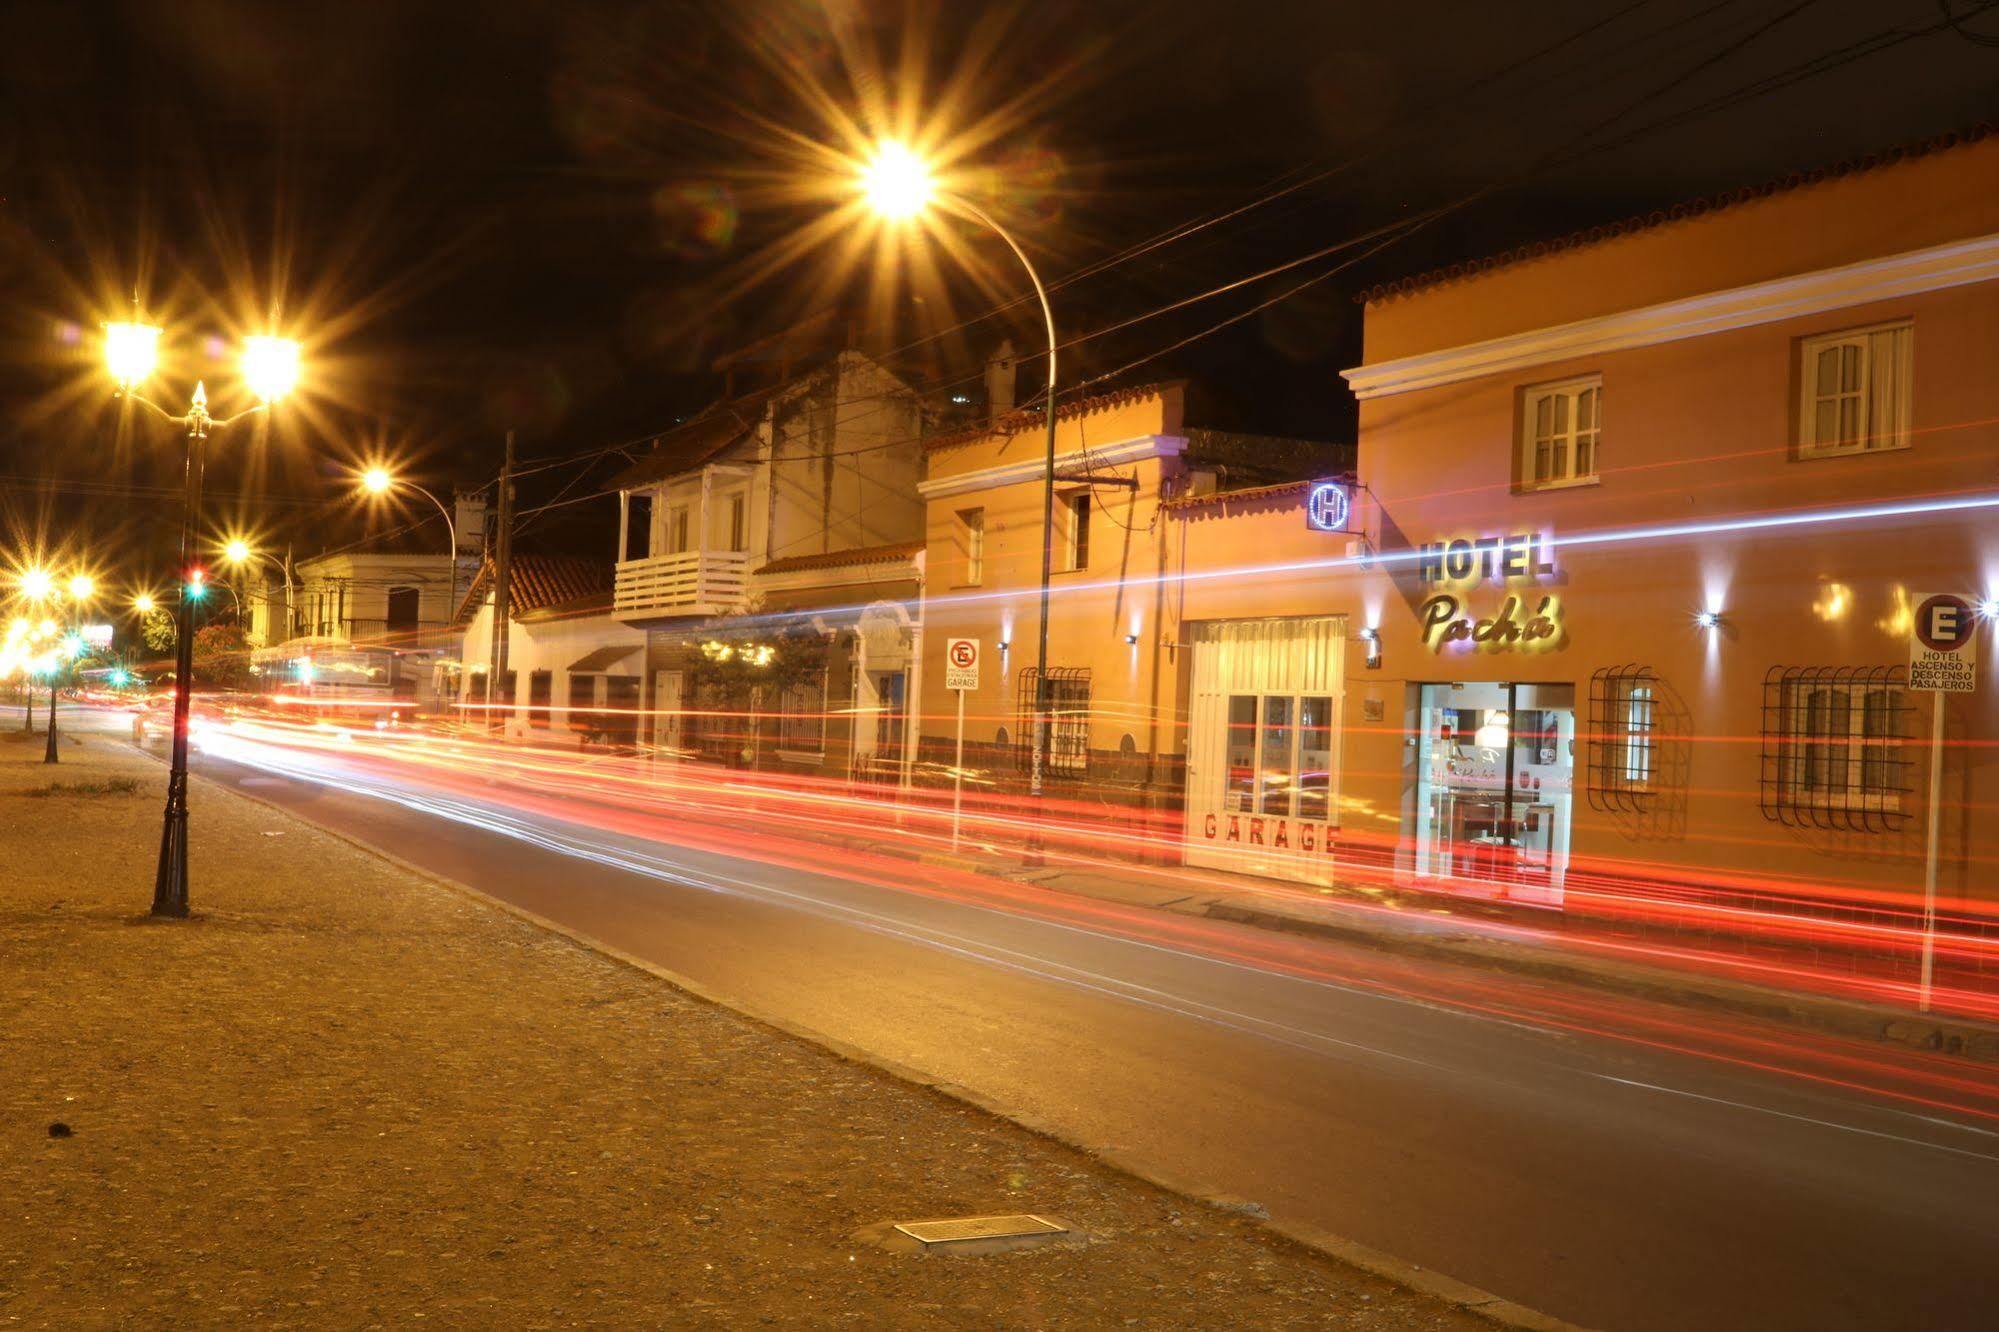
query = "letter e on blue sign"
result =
(1306, 480, 1351, 533)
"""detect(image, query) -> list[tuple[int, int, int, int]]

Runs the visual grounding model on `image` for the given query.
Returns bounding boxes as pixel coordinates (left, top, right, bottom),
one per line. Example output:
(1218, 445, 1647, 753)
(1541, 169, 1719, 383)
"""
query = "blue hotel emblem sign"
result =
(1305, 480, 1352, 533)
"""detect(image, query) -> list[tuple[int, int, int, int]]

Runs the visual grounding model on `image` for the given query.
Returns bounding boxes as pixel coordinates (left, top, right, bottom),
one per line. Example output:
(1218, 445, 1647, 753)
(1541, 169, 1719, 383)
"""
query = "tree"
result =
(191, 622, 253, 690)
(140, 609, 177, 654)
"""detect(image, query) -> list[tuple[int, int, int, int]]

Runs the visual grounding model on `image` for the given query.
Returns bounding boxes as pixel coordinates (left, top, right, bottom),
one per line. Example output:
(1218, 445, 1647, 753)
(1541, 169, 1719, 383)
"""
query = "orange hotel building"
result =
(916, 128, 1999, 931)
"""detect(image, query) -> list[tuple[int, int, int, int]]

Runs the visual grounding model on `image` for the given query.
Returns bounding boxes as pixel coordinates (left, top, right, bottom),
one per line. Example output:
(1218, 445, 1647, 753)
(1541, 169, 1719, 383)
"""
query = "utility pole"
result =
(488, 431, 514, 731)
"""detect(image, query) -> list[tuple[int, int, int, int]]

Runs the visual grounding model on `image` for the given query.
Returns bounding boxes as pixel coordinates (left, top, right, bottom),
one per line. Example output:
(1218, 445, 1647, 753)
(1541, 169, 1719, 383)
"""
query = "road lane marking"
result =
(1590, 1074, 1999, 1162)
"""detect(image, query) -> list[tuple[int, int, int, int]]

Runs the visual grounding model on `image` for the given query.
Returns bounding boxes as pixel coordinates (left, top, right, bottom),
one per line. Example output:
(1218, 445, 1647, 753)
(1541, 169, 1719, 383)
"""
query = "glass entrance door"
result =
(1412, 682, 1574, 906)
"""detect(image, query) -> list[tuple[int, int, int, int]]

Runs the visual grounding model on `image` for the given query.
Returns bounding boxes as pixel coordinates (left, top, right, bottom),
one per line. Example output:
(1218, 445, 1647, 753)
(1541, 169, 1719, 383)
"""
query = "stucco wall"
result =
(916, 389, 1185, 788)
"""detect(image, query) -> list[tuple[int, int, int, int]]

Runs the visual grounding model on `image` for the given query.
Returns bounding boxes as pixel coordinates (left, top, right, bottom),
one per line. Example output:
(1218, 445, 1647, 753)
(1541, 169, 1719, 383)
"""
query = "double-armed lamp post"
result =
(855, 142, 1063, 810)
(105, 321, 301, 918)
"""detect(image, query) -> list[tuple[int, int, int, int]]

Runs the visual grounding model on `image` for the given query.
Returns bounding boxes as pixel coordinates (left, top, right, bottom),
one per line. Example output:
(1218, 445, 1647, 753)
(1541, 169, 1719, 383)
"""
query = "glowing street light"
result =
(241, 335, 302, 403)
(17, 567, 54, 602)
(67, 573, 95, 603)
(104, 321, 162, 388)
(224, 538, 252, 565)
(105, 316, 306, 918)
(357, 466, 460, 635)
(133, 593, 156, 615)
(855, 136, 1063, 818)
(859, 141, 936, 221)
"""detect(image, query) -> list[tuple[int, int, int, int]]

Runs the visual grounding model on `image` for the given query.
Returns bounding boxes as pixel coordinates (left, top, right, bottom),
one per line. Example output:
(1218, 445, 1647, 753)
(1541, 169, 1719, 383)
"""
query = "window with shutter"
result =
(1518, 377, 1601, 489)
(1798, 322, 1912, 457)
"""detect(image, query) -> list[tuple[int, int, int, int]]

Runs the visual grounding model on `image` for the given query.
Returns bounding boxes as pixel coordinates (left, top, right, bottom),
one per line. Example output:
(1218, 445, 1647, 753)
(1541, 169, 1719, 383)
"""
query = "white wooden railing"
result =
(613, 549, 751, 618)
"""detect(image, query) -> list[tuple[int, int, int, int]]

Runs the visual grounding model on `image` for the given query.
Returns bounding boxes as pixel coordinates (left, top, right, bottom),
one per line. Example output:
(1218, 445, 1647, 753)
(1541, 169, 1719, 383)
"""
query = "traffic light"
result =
(186, 568, 207, 601)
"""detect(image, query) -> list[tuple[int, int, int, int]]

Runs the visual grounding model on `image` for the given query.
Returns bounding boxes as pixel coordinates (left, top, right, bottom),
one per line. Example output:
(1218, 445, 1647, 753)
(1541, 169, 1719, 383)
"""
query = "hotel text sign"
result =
(1909, 593, 1977, 693)
(1415, 532, 1562, 652)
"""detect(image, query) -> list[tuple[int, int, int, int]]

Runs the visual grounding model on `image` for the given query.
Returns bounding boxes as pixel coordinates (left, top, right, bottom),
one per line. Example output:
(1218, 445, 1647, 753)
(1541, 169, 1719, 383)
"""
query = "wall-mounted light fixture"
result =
(1978, 597, 1999, 621)
(1360, 625, 1382, 669)
(999, 639, 1011, 653)
(1123, 633, 1139, 645)
(1695, 609, 1723, 630)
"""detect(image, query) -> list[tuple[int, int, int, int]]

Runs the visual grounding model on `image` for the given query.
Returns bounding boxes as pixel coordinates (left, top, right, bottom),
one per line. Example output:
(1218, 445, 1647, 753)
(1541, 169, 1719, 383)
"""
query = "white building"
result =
(247, 491, 487, 706)
(607, 348, 929, 763)
(453, 554, 648, 747)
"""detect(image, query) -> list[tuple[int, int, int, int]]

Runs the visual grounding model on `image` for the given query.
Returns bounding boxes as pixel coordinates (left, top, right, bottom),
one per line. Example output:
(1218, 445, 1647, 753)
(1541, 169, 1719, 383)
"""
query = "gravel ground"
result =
(0, 733, 1484, 1329)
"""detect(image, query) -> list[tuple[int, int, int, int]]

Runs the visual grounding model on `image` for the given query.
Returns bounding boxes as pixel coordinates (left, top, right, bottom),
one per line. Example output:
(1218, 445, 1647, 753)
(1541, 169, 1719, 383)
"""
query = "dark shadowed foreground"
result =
(0, 734, 1479, 1329)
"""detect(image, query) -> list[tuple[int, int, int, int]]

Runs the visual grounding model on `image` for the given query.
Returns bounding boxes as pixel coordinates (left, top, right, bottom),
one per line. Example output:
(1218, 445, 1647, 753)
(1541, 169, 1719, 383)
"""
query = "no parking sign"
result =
(945, 638, 980, 692)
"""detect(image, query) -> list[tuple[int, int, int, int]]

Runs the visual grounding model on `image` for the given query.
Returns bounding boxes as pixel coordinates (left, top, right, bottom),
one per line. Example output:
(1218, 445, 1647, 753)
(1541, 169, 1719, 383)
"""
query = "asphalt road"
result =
(79, 712, 1999, 1331)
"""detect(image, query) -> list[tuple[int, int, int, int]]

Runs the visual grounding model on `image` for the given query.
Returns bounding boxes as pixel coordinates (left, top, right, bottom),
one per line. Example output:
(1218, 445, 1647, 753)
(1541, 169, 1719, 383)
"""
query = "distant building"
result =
(606, 348, 929, 777)
(912, 378, 1347, 840)
(248, 490, 486, 707)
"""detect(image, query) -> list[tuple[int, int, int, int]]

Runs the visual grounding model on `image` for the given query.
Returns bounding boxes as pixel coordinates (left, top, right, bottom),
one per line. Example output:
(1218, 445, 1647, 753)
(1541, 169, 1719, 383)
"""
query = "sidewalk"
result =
(0, 732, 1523, 1330)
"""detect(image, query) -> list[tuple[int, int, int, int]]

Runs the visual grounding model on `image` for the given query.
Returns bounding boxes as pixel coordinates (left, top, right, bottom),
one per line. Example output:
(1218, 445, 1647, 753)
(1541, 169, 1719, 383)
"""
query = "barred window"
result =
(1761, 666, 1913, 830)
(778, 673, 828, 754)
(1586, 666, 1656, 810)
(1018, 667, 1091, 776)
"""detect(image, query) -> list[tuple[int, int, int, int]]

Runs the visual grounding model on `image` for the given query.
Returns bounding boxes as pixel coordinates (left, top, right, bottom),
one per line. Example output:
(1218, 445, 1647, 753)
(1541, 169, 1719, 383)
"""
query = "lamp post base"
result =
(152, 773, 190, 918)
(43, 692, 58, 764)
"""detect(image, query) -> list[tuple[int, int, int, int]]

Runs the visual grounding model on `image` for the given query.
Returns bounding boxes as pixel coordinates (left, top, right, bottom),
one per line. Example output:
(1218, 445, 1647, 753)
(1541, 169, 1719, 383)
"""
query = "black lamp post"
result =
(108, 322, 300, 918)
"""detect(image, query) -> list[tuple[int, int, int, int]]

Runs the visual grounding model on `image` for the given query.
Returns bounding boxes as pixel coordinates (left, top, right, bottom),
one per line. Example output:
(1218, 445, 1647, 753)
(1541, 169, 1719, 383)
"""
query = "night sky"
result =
(3, 0, 1995, 583)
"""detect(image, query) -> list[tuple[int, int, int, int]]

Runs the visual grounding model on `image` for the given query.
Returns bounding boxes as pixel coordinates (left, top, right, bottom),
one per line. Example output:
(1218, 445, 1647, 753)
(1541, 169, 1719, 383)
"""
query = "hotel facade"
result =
(917, 130, 1999, 925)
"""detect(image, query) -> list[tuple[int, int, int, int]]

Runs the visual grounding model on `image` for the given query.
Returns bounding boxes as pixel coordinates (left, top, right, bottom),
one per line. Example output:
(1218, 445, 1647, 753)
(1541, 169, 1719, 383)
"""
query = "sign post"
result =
(1908, 593, 1978, 1013)
(944, 638, 981, 850)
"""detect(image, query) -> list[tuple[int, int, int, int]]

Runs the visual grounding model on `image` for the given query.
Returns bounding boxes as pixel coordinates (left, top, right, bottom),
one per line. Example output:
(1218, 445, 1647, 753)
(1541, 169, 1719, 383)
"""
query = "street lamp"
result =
(220, 538, 297, 645)
(857, 139, 1063, 814)
(358, 466, 459, 642)
(12, 567, 55, 732)
(42, 573, 98, 763)
(107, 318, 303, 918)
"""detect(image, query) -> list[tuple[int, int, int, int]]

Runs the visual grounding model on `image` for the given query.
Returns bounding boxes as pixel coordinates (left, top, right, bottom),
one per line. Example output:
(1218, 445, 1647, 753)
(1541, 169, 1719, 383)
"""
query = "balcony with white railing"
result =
(613, 548, 751, 619)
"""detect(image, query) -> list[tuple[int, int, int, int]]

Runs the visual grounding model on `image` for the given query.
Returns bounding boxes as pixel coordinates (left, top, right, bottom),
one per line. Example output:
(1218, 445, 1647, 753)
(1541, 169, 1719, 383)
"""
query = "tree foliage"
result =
(191, 622, 253, 689)
(140, 609, 177, 654)
(684, 620, 831, 702)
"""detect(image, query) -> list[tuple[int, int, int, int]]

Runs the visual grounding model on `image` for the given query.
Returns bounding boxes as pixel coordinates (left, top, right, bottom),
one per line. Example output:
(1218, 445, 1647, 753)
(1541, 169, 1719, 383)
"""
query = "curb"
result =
(1188, 900, 1999, 1065)
(153, 739, 1590, 1332)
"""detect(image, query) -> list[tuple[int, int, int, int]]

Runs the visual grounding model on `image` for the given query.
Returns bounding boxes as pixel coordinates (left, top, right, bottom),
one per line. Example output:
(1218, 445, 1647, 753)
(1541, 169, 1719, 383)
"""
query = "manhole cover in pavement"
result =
(892, 1215, 1068, 1246)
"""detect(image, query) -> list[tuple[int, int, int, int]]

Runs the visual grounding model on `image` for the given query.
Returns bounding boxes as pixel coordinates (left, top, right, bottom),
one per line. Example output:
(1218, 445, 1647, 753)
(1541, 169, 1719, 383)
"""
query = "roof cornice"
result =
(1343, 230, 1999, 401)
(917, 434, 1185, 500)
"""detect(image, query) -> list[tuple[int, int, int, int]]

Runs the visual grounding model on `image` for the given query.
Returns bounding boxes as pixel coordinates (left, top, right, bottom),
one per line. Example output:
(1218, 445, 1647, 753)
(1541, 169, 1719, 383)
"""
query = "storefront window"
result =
(1225, 696, 1257, 812)
(1413, 682, 1574, 904)
(1297, 695, 1333, 822)
(1259, 697, 1294, 815)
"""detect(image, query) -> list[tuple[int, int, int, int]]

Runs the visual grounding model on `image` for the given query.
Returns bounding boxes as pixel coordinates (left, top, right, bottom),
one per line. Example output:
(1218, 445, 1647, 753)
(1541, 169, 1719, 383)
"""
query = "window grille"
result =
(1586, 665, 1657, 812)
(1760, 665, 1915, 831)
(1017, 667, 1091, 777)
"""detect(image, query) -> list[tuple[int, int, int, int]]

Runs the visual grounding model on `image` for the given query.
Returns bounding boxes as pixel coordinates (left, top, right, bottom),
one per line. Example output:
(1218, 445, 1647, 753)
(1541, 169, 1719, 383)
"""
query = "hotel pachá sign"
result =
(1909, 593, 1977, 693)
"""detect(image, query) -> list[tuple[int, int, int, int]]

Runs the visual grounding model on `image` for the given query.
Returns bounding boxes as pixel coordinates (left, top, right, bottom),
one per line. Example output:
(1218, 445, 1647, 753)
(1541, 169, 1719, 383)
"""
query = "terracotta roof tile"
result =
(754, 540, 924, 576)
(452, 553, 613, 627)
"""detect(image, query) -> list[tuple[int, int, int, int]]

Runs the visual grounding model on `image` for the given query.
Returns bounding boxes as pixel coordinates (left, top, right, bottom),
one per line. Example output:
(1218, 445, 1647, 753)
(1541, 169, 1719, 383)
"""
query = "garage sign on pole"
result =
(1908, 593, 1978, 1013)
